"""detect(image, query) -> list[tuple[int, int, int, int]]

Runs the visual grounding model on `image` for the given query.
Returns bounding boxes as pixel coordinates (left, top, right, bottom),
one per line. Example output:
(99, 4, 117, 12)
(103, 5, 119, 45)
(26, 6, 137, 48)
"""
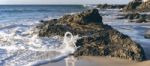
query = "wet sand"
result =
(40, 56, 150, 66)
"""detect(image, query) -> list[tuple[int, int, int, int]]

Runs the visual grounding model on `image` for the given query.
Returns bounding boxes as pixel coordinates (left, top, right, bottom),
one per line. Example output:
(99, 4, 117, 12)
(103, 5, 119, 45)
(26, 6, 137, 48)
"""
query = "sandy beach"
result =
(40, 56, 150, 66)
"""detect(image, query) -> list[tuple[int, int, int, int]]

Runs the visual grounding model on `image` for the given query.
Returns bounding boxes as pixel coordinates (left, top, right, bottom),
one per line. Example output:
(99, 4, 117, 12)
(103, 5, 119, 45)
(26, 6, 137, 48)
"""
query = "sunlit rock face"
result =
(123, 0, 142, 11)
(36, 9, 146, 61)
(138, 0, 150, 12)
(143, 0, 149, 2)
(123, 0, 150, 12)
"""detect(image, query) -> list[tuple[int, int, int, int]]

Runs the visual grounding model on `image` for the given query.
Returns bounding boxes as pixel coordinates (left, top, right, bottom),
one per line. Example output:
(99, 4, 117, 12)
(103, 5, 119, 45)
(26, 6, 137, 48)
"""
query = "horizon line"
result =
(0, 3, 127, 5)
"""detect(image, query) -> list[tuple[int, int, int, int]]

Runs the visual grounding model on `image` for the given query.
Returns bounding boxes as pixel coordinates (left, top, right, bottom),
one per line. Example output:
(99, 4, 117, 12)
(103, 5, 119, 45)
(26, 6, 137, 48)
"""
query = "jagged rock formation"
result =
(138, 0, 150, 12)
(123, 0, 142, 11)
(123, 0, 150, 12)
(36, 9, 146, 61)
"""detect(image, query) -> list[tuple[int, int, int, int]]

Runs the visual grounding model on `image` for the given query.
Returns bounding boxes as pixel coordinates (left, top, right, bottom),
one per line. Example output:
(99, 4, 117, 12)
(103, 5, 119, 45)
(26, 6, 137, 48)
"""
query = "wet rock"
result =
(123, 0, 150, 12)
(117, 13, 149, 23)
(123, 0, 142, 12)
(117, 13, 140, 19)
(136, 17, 147, 23)
(97, 4, 126, 9)
(144, 30, 150, 39)
(36, 9, 146, 61)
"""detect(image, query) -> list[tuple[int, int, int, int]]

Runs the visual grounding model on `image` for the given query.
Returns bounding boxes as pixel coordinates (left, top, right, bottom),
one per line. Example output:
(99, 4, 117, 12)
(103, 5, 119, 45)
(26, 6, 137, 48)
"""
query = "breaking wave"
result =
(0, 23, 80, 66)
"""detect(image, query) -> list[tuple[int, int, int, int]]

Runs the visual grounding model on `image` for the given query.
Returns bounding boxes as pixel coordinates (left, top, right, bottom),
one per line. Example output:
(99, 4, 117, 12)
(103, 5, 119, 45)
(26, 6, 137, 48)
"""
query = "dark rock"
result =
(123, 0, 150, 12)
(127, 13, 141, 19)
(123, 0, 142, 12)
(117, 13, 141, 20)
(117, 13, 149, 23)
(136, 17, 147, 23)
(36, 9, 146, 61)
(97, 4, 126, 9)
(59, 9, 103, 25)
(97, 4, 111, 9)
(74, 29, 145, 61)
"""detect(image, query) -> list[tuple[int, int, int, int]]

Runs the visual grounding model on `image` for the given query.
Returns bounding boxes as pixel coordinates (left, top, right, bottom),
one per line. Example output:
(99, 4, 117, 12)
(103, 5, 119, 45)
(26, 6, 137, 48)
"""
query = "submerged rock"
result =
(144, 30, 150, 39)
(36, 9, 145, 61)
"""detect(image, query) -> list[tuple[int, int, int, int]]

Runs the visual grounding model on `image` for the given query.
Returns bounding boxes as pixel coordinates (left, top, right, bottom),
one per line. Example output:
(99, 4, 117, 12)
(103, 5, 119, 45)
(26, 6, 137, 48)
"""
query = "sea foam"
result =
(0, 23, 80, 66)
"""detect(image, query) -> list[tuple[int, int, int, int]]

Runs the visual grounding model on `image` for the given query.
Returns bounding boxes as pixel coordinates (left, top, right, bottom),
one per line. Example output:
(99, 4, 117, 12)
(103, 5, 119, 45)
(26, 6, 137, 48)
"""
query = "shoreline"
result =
(40, 56, 150, 66)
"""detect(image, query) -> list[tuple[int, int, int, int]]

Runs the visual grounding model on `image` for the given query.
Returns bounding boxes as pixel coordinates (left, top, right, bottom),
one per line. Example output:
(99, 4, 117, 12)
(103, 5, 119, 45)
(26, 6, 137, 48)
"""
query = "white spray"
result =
(59, 32, 80, 54)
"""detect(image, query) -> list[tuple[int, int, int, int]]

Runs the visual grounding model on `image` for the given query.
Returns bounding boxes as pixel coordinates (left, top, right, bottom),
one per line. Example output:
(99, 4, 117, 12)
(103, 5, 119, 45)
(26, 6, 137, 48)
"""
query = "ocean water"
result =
(0, 5, 85, 66)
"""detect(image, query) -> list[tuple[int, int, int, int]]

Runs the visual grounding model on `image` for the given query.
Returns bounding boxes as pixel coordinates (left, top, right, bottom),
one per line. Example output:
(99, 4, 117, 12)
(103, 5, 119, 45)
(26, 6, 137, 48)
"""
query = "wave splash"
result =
(0, 24, 80, 66)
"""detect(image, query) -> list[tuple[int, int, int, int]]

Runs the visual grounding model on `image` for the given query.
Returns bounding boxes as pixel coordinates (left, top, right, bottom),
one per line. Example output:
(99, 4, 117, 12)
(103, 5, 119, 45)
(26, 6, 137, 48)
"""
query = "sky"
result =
(0, 0, 133, 5)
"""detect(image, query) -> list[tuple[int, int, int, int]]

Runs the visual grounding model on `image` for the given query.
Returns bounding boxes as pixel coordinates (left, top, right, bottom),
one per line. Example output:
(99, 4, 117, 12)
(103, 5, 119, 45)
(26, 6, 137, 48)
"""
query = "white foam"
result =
(0, 23, 80, 66)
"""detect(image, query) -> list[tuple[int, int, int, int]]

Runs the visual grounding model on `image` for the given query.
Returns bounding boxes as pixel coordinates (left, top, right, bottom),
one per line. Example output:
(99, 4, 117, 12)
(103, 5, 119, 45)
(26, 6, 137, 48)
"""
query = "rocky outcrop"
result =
(123, 0, 150, 12)
(97, 4, 126, 9)
(138, 0, 150, 12)
(117, 13, 150, 23)
(123, 1, 142, 12)
(36, 9, 145, 61)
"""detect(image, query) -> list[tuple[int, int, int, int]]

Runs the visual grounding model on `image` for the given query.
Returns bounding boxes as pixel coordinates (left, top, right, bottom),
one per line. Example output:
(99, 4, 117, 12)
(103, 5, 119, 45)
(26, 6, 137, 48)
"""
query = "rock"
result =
(126, 13, 141, 19)
(36, 9, 146, 61)
(117, 13, 140, 19)
(37, 9, 103, 37)
(136, 17, 147, 23)
(144, 30, 150, 39)
(123, 0, 142, 12)
(117, 13, 149, 23)
(138, 0, 150, 12)
(123, 0, 150, 12)
(74, 28, 145, 61)
(97, 4, 126, 9)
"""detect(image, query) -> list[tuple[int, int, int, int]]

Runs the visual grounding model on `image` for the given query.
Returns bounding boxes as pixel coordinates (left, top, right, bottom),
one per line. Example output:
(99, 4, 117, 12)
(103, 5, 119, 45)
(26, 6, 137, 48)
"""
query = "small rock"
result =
(144, 30, 150, 39)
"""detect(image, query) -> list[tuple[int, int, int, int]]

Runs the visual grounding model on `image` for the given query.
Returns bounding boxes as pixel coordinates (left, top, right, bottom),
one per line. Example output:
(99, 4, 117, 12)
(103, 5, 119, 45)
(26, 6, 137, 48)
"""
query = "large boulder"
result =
(138, 0, 150, 12)
(123, 0, 142, 12)
(37, 9, 103, 36)
(36, 9, 145, 61)
(123, 0, 150, 12)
